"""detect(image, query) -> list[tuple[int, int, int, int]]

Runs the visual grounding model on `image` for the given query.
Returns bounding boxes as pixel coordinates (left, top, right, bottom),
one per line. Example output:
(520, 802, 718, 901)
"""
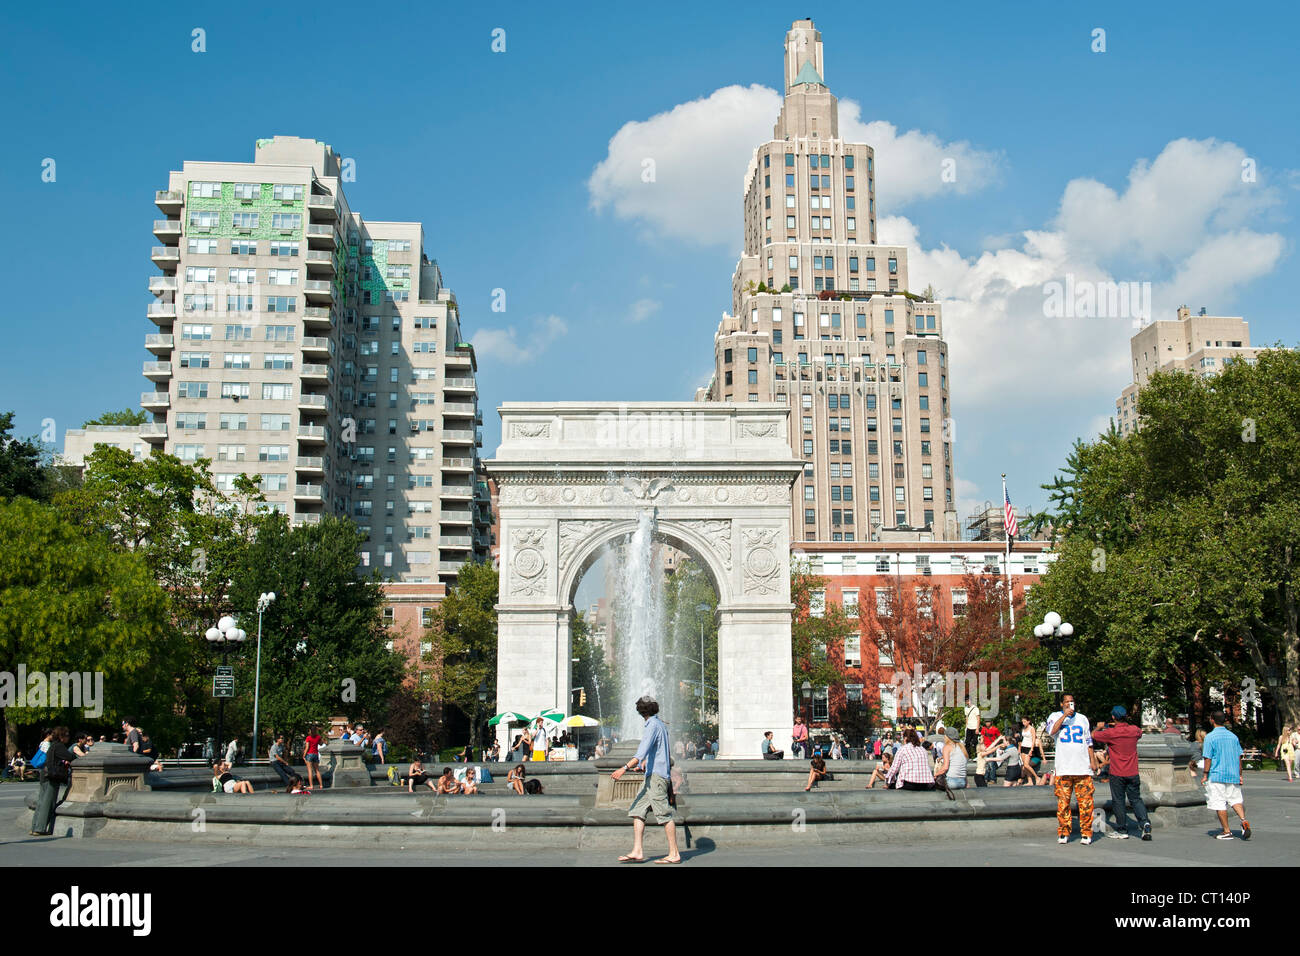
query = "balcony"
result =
(442, 429, 474, 444)
(301, 336, 333, 358)
(443, 402, 475, 417)
(297, 425, 327, 444)
(295, 456, 325, 475)
(149, 276, 177, 296)
(304, 279, 334, 303)
(444, 377, 476, 393)
(438, 561, 464, 573)
(440, 510, 472, 524)
(444, 352, 473, 369)
(142, 361, 172, 382)
(294, 484, 324, 502)
(298, 394, 330, 415)
(441, 457, 473, 471)
(141, 391, 170, 411)
(306, 224, 337, 247)
(440, 484, 474, 499)
(439, 536, 472, 549)
(151, 246, 180, 270)
(293, 512, 323, 526)
(302, 306, 334, 331)
(307, 194, 338, 220)
(145, 334, 174, 354)
(152, 219, 182, 243)
(147, 303, 177, 325)
(141, 422, 168, 442)
(305, 250, 335, 275)
(300, 364, 332, 383)
(155, 190, 184, 213)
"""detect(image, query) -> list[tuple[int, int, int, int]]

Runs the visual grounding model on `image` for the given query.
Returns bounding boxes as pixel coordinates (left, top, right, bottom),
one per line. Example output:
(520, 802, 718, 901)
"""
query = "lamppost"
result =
(1033, 611, 1074, 694)
(476, 681, 488, 759)
(801, 679, 813, 740)
(205, 616, 247, 762)
(250, 591, 276, 761)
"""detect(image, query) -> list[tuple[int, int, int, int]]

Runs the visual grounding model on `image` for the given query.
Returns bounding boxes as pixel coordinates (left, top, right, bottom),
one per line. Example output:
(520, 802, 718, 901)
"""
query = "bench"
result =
(1241, 748, 1265, 771)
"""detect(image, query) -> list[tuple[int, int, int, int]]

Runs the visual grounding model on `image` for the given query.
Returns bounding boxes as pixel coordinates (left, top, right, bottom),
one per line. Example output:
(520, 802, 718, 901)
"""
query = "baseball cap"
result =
(1111, 705, 1127, 719)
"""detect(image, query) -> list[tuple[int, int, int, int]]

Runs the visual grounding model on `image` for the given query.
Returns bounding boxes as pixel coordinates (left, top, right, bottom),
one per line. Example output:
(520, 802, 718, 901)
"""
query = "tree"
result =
(0, 412, 50, 502)
(790, 563, 854, 726)
(424, 561, 498, 742)
(0, 497, 175, 759)
(226, 515, 404, 752)
(660, 558, 717, 734)
(82, 408, 148, 427)
(1033, 349, 1300, 732)
(572, 610, 617, 723)
(865, 573, 1032, 728)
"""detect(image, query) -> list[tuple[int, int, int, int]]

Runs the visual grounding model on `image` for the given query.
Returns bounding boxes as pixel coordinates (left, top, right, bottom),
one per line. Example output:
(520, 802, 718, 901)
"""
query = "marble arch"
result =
(486, 402, 802, 758)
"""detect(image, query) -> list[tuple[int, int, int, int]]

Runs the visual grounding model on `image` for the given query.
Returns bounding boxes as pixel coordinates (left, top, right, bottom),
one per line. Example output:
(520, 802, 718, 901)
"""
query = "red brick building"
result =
(795, 541, 1056, 734)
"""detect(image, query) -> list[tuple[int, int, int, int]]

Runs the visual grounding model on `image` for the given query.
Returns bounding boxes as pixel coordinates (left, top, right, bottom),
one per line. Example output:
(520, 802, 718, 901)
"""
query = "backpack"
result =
(30, 742, 48, 768)
(386, 765, 401, 787)
(524, 779, 543, 795)
(45, 756, 71, 784)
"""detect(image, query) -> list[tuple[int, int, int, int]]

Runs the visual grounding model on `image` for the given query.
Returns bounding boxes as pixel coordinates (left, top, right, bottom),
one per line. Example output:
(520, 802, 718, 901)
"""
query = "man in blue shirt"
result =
(612, 696, 680, 864)
(1202, 710, 1250, 840)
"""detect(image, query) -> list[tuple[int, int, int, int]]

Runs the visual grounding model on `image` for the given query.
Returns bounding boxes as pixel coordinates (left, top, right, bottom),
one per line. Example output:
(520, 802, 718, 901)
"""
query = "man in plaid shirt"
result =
(885, 729, 936, 790)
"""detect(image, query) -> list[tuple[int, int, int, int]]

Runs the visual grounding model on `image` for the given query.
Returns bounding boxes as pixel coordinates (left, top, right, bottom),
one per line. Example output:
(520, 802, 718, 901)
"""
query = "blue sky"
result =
(2, 0, 1297, 519)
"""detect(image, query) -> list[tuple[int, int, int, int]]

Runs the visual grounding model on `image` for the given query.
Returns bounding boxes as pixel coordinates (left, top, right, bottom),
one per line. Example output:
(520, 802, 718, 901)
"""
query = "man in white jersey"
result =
(1046, 693, 1096, 845)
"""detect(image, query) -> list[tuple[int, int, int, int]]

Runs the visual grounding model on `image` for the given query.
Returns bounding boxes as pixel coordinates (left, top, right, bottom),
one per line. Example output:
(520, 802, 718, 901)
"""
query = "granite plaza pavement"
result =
(4, 775, 1297, 867)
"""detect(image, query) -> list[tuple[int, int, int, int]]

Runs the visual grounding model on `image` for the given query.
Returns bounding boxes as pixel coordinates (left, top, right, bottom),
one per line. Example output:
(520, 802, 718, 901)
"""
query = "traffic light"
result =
(579, 689, 587, 707)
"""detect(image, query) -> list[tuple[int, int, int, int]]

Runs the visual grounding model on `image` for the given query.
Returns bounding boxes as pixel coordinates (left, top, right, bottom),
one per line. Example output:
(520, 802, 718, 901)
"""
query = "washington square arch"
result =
(486, 403, 802, 759)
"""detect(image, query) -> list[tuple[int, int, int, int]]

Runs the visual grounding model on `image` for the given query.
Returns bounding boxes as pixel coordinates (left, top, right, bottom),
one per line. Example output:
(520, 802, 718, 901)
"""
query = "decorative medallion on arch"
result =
(487, 402, 803, 759)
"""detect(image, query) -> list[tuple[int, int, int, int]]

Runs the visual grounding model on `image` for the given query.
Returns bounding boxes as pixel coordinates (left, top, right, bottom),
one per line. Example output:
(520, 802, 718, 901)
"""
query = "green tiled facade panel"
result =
(185, 181, 306, 241)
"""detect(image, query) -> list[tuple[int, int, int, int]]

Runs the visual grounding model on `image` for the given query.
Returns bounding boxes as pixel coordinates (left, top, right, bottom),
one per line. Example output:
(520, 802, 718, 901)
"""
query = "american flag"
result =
(1004, 487, 1018, 548)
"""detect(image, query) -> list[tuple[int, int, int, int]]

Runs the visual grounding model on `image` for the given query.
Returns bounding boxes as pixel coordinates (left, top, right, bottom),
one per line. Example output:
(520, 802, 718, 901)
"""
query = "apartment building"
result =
(1114, 305, 1260, 437)
(698, 20, 959, 543)
(145, 136, 491, 584)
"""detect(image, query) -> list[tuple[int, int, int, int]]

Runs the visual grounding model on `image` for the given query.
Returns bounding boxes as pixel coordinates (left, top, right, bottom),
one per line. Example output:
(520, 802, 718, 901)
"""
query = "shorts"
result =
(1206, 781, 1243, 811)
(222, 780, 237, 793)
(627, 773, 676, 824)
(304, 753, 319, 763)
(532, 750, 546, 762)
(1005, 766, 1022, 782)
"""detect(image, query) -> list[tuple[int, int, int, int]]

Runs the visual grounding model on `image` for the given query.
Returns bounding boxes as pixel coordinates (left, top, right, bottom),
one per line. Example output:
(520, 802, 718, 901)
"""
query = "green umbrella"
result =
(538, 709, 566, 724)
(488, 712, 530, 726)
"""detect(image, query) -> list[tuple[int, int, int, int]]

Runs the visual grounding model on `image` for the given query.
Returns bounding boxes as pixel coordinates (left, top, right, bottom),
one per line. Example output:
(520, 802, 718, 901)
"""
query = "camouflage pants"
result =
(1054, 774, 1094, 837)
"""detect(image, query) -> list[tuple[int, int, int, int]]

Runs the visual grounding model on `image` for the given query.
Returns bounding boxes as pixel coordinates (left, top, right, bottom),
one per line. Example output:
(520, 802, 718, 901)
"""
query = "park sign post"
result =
(1047, 660, 1063, 693)
(213, 666, 235, 699)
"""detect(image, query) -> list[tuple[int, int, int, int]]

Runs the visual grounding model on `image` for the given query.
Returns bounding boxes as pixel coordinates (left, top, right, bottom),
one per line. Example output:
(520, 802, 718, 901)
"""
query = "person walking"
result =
(31, 727, 77, 836)
(964, 702, 982, 759)
(1046, 694, 1096, 845)
(1273, 726, 1295, 783)
(612, 696, 681, 864)
(1092, 706, 1151, 841)
(1203, 711, 1250, 840)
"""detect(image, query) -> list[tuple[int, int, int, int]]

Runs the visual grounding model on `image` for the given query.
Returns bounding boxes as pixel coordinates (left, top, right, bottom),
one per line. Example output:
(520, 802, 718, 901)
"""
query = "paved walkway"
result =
(3, 776, 1297, 866)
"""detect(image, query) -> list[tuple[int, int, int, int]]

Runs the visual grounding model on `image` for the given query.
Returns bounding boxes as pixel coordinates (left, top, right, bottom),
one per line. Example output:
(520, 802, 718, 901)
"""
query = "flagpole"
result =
(1002, 474, 1016, 633)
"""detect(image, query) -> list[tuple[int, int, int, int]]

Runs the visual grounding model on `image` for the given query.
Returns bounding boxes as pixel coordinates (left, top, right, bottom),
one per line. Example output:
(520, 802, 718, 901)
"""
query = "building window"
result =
(844, 635, 861, 668)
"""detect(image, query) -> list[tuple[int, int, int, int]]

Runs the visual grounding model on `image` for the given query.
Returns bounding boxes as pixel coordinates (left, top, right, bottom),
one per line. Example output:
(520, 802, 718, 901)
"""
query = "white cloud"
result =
(588, 86, 1001, 247)
(471, 315, 568, 365)
(894, 138, 1284, 418)
(627, 298, 661, 324)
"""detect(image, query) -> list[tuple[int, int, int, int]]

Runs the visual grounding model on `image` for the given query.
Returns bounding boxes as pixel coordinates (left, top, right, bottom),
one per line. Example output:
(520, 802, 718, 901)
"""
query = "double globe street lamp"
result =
(1033, 611, 1075, 693)
(205, 617, 247, 762)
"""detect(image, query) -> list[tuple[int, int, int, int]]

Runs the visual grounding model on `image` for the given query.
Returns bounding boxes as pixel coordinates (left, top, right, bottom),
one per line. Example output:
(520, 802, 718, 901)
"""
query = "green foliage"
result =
(1033, 349, 1300, 727)
(790, 561, 852, 701)
(425, 561, 498, 722)
(82, 408, 148, 427)
(227, 515, 404, 751)
(0, 412, 52, 502)
(780, 283, 793, 293)
(0, 497, 177, 734)
(661, 558, 718, 735)
(572, 610, 618, 722)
